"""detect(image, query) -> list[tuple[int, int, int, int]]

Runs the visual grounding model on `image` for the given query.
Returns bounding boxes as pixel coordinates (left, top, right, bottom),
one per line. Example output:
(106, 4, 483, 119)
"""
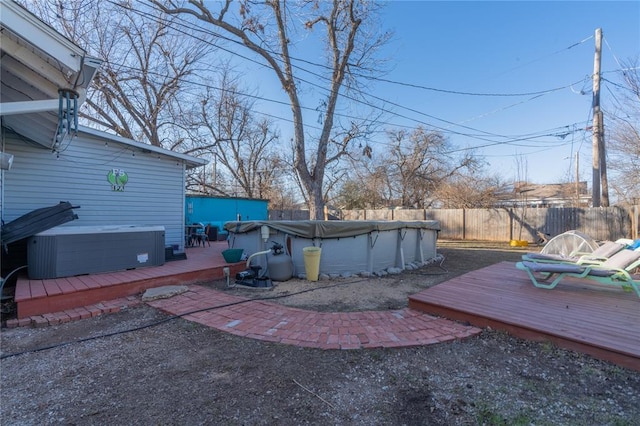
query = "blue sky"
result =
(371, 1, 640, 184)
(245, 1, 639, 186)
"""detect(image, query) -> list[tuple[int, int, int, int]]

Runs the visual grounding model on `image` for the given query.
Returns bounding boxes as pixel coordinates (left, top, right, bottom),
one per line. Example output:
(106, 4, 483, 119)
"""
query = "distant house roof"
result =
(516, 182, 588, 198)
(498, 182, 591, 207)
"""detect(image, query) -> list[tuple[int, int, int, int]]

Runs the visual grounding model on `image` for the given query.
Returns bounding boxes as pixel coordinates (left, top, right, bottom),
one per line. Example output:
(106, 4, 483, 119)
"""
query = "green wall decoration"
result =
(107, 169, 128, 191)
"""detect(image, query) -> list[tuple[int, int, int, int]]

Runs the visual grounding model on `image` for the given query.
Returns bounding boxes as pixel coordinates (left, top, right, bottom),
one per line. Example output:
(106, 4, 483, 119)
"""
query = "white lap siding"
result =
(2, 130, 191, 250)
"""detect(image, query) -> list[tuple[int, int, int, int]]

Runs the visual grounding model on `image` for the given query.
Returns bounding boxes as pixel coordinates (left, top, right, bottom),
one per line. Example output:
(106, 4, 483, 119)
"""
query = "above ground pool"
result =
(224, 220, 440, 279)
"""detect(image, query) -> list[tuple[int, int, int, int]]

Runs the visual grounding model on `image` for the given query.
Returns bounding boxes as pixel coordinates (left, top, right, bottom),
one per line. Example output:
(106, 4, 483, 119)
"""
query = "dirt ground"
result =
(1, 241, 639, 425)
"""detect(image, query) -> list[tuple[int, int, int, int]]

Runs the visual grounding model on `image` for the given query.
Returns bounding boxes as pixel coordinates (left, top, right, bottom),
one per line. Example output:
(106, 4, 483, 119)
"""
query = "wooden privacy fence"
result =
(269, 206, 639, 242)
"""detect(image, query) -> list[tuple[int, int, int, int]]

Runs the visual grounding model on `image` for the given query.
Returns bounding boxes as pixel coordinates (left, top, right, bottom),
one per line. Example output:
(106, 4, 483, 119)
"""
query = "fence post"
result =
(462, 209, 466, 240)
(509, 208, 513, 241)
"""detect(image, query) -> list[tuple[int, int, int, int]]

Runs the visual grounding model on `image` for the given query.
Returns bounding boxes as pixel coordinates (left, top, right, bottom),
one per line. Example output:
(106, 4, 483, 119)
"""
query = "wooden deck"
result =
(11, 248, 640, 371)
(14, 241, 246, 319)
(409, 261, 640, 371)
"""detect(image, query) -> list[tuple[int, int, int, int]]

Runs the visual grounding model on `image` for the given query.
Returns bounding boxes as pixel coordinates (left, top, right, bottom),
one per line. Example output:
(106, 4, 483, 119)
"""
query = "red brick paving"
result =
(147, 284, 482, 350)
(4, 296, 142, 329)
(6, 284, 481, 350)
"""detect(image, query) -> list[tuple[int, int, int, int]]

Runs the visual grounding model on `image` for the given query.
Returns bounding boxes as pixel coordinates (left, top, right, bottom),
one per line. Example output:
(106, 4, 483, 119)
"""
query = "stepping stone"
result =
(142, 285, 189, 302)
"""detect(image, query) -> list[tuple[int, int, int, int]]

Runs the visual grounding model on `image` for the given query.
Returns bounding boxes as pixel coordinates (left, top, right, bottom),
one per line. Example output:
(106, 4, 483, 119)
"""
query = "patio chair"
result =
(195, 223, 210, 247)
(515, 248, 640, 298)
(187, 223, 210, 247)
(521, 238, 633, 265)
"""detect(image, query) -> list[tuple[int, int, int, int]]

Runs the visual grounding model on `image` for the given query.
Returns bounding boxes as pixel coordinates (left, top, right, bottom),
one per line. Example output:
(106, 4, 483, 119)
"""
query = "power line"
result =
(357, 76, 587, 98)
(84, 1, 624, 158)
(105, 58, 587, 152)
(602, 35, 626, 74)
(113, 0, 596, 140)
(133, 0, 597, 99)
(602, 77, 638, 94)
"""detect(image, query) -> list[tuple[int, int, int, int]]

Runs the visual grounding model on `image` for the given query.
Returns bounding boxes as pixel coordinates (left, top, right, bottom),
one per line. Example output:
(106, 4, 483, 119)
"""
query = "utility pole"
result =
(575, 151, 580, 206)
(591, 28, 603, 207)
(600, 113, 610, 206)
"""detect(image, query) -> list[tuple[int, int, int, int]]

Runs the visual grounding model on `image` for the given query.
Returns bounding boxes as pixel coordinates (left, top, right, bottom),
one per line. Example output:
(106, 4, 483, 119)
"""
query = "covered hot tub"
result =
(27, 225, 166, 279)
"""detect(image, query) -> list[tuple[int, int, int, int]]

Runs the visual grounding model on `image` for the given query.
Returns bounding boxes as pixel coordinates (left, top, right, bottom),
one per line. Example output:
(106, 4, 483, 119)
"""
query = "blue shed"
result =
(185, 195, 269, 239)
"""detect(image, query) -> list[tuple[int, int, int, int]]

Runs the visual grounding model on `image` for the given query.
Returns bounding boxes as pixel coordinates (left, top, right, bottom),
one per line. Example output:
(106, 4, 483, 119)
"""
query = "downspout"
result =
(72, 56, 85, 88)
(70, 55, 90, 106)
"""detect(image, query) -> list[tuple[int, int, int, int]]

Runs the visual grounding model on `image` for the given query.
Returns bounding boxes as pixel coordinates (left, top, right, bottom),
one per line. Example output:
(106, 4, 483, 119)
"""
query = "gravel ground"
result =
(1, 241, 639, 425)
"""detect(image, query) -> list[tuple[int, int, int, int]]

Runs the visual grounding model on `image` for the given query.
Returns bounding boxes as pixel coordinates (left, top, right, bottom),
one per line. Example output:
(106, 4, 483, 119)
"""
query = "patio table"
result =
(185, 224, 205, 247)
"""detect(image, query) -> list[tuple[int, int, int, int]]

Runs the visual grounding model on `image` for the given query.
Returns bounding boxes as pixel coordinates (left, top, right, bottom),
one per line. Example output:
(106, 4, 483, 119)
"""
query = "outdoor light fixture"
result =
(0, 152, 14, 170)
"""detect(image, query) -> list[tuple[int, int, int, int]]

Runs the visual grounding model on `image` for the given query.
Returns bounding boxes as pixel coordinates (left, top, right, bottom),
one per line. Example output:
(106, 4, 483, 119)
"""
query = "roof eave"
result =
(77, 126, 207, 169)
(0, 0, 85, 72)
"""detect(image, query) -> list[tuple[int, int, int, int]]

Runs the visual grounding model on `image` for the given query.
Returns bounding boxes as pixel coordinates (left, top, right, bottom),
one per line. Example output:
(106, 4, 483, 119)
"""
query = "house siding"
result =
(2, 131, 188, 249)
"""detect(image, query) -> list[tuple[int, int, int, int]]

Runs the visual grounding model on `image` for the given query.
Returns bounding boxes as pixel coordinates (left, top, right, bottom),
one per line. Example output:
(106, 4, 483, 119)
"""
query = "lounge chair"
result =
(516, 248, 640, 297)
(521, 238, 633, 264)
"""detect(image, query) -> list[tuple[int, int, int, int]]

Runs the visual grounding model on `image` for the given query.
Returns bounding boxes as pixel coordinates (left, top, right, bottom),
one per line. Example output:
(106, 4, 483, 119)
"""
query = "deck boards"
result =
(12, 248, 639, 371)
(409, 261, 640, 370)
(14, 242, 246, 319)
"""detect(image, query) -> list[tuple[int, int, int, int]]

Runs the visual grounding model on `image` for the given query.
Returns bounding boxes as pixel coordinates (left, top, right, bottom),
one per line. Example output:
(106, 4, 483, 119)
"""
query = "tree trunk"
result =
(151, 0, 382, 217)
(308, 184, 325, 221)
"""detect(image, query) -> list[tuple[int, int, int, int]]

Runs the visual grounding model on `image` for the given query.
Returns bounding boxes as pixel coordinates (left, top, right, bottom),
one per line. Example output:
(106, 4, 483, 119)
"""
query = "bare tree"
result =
(23, 1, 215, 148)
(385, 127, 480, 208)
(189, 73, 283, 198)
(332, 127, 482, 209)
(433, 173, 507, 208)
(151, 0, 391, 219)
(606, 59, 640, 204)
(334, 175, 386, 209)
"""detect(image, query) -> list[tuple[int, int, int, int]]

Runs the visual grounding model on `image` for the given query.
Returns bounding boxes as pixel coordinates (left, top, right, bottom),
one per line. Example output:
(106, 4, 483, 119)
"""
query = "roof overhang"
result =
(0, 0, 85, 71)
(0, 0, 102, 148)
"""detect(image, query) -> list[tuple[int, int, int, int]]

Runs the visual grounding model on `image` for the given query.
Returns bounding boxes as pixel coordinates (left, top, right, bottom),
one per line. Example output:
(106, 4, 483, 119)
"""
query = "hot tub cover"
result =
(1, 201, 78, 246)
(224, 220, 440, 239)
